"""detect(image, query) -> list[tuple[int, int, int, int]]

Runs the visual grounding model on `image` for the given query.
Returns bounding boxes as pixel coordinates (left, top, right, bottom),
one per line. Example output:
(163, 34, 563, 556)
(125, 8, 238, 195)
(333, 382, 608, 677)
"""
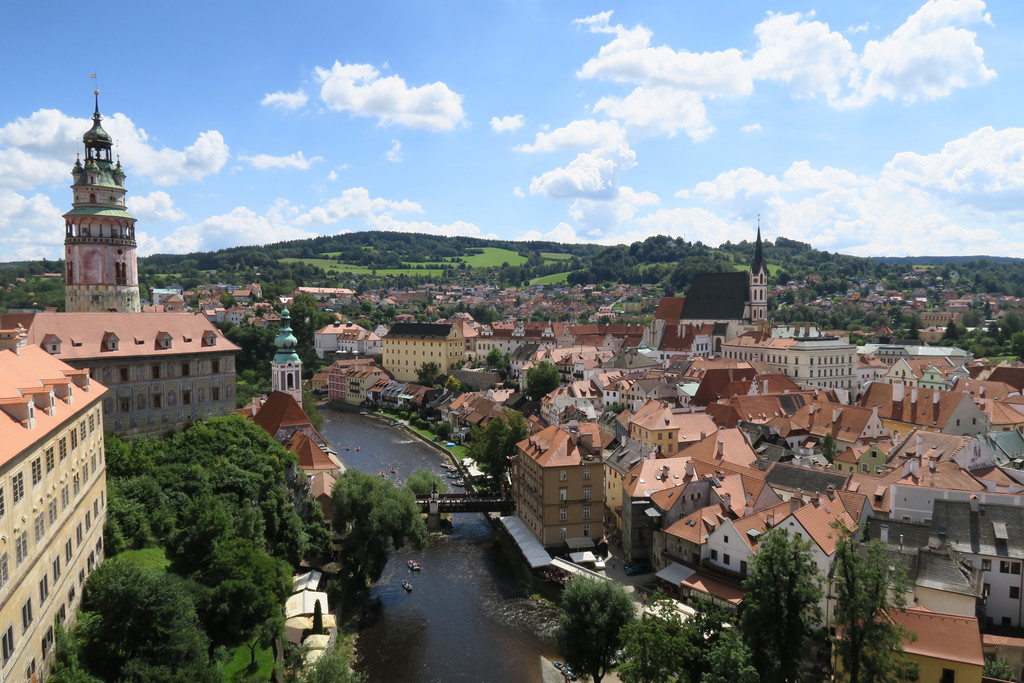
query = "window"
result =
(15, 532, 28, 565)
(151, 364, 161, 379)
(52, 556, 61, 582)
(152, 394, 162, 409)
(73, 474, 81, 497)
(71, 428, 78, 450)
(61, 485, 69, 511)
(583, 468, 591, 480)
(59, 437, 67, 461)
(1, 626, 13, 666)
(182, 390, 192, 405)
(1000, 561, 1021, 574)
(21, 598, 33, 632)
(212, 359, 220, 374)
(56, 605, 65, 625)
(723, 554, 731, 566)
(83, 462, 89, 481)
(982, 559, 992, 571)
(68, 586, 76, 606)
(80, 421, 86, 442)
(48, 499, 57, 527)
(559, 508, 567, 522)
(212, 387, 220, 401)
(941, 668, 955, 683)
(39, 575, 49, 603)
(711, 549, 719, 561)
(119, 367, 129, 382)
(65, 539, 72, 562)
(78, 568, 86, 586)
(583, 525, 590, 537)
(76, 523, 83, 547)
(559, 470, 567, 481)
(560, 527, 567, 540)
(88, 413, 95, 434)
(35, 513, 45, 543)
(583, 487, 591, 500)
(0, 487, 4, 520)
(41, 626, 54, 654)
(583, 506, 591, 520)
(181, 362, 190, 377)
(559, 488, 567, 501)
(119, 397, 130, 413)
(85, 511, 92, 531)
(1012, 586, 1021, 600)
(740, 560, 748, 575)
(0, 553, 8, 587)
(12, 472, 24, 504)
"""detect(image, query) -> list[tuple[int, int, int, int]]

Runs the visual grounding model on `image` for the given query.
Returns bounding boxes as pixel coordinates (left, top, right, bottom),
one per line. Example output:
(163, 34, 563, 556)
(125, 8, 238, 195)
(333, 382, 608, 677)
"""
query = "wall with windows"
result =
(0, 377, 106, 681)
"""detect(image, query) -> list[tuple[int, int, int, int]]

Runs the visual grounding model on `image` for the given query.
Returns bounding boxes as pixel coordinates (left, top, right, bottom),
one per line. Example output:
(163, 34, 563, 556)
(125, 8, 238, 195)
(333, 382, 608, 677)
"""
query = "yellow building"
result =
(382, 322, 466, 383)
(0, 336, 108, 682)
(628, 399, 716, 456)
(512, 426, 605, 549)
(891, 608, 983, 683)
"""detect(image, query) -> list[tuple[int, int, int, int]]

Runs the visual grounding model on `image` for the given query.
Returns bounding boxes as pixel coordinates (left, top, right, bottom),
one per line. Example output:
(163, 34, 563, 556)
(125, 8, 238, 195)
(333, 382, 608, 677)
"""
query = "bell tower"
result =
(272, 308, 303, 403)
(748, 224, 768, 324)
(64, 91, 141, 313)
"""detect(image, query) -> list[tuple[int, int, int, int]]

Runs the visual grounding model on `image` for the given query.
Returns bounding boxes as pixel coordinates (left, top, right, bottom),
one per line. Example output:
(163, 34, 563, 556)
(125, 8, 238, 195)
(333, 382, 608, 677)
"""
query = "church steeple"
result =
(64, 90, 141, 313)
(748, 221, 768, 324)
(272, 308, 303, 403)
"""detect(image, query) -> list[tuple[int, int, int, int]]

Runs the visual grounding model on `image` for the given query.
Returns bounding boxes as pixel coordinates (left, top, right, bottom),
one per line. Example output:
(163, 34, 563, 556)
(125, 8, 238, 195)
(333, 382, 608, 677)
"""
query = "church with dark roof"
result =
(651, 228, 769, 355)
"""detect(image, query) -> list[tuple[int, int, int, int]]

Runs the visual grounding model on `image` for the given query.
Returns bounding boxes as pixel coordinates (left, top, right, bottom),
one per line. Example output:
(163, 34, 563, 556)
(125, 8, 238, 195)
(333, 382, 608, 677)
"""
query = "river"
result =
(318, 407, 560, 683)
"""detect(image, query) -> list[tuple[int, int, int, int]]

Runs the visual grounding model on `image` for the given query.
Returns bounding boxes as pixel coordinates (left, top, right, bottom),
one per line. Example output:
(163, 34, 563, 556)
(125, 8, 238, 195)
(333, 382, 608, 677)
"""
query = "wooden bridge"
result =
(415, 493, 515, 515)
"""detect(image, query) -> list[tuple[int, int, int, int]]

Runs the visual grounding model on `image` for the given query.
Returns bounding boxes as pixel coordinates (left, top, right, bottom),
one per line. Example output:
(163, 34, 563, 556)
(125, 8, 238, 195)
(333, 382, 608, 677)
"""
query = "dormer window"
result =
(156, 332, 172, 350)
(102, 332, 119, 352)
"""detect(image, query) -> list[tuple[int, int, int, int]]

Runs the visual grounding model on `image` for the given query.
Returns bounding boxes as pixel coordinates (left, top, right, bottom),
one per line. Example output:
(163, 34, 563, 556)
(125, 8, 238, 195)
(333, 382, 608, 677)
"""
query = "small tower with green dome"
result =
(273, 308, 303, 403)
(64, 90, 141, 313)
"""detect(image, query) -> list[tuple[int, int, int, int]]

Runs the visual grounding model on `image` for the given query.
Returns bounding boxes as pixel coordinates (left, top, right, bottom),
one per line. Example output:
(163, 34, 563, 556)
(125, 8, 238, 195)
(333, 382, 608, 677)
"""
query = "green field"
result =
(541, 252, 573, 261)
(118, 547, 171, 571)
(461, 247, 527, 267)
(530, 271, 572, 286)
(280, 258, 445, 277)
(223, 642, 274, 681)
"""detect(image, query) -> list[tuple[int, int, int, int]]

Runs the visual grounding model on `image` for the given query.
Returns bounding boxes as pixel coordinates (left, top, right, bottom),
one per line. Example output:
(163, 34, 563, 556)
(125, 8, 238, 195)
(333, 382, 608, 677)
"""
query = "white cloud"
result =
(749, 11, 856, 102)
(386, 139, 403, 163)
(142, 205, 317, 255)
(513, 187, 525, 199)
(884, 126, 1024, 195)
(568, 185, 659, 237)
(365, 214, 496, 238)
(593, 87, 712, 140)
(520, 222, 580, 243)
(314, 62, 465, 131)
(490, 114, 525, 132)
(0, 189, 64, 260)
(741, 123, 762, 133)
(327, 170, 338, 181)
(294, 187, 422, 226)
(529, 144, 636, 199)
(516, 119, 627, 153)
(0, 147, 69, 190)
(261, 89, 309, 111)
(240, 150, 322, 170)
(840, 0, 995, 108)
(126, 191, 185, 221)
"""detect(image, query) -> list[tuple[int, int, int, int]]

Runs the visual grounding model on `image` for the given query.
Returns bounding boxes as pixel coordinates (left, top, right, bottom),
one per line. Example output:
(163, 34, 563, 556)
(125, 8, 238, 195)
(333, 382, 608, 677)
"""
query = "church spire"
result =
(752, 217, 765, 275)
(272, 308, 303, 403)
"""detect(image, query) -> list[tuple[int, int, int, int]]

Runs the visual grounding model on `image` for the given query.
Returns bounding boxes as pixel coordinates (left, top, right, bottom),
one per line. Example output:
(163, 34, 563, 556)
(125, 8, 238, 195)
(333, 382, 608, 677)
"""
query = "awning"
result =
(550, 556, 611, 582)
(292, 570, 322, 592)
(570, 551, 598, 564)
(655, 562, 695, 585)
(566, 537, 595, 550)
(285, 614, 337, 630)
(680, 570, 745, 606)
(499, 516, 552, 569)
(285, 590, 330, 618)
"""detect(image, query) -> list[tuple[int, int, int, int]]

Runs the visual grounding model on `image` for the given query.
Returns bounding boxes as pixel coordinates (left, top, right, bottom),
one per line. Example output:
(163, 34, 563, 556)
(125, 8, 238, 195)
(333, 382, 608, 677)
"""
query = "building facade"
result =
(64, 93, 140, 314)
(0, 340, 107, 682)
(722, 333, 857, 391)
(381, 322, 466, 382)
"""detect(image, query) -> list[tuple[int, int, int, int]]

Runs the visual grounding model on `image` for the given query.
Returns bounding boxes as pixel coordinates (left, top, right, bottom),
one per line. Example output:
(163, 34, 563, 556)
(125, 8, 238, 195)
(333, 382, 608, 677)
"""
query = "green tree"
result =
(416, 361, 441, 386)
(405, 468, 447, 496)
(832, 526, 917, 683)
(701, 627, 760, 683)
(618, 597, 690, 683)
(983, 656, 1017, 681)
(819, 433, 837, 461)
(485, 347, 510, 379)
(311, 599, 324, 636)
(466, 408, 528, 481)
(525, 360, 560, 400)
(741, 528, 823, 683)
(297, 650, 364, 683)
(289, 294, 334, 347)
(444, 375, 462, 393)
(557, 576, 635, 683)
(331, 470, 427, 586)
(74, 558, 217, 682)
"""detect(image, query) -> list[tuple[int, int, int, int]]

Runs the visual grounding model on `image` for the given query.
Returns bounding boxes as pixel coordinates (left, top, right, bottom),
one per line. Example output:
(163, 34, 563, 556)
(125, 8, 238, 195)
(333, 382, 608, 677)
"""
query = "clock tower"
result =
(64, 91, 141, 313)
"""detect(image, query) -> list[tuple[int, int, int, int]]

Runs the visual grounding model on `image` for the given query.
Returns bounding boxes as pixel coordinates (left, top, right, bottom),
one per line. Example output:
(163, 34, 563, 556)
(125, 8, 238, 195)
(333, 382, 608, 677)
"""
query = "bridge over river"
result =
(415, 492, 516, 514)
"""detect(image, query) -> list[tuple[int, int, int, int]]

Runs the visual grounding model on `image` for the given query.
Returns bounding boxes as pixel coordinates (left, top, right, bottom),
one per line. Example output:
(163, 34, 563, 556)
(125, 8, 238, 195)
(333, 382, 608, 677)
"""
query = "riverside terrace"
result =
(416, 492, 516, 515)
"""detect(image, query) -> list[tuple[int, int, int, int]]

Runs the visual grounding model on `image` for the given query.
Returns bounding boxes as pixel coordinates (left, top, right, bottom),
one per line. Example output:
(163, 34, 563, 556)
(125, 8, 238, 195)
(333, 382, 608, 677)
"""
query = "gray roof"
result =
(681, 272, 748, 321)
(916, 547, 981, 597)
(385, 322, 452, 340)
(764, 462, 849, 494)
(930, 498, 1024, 559)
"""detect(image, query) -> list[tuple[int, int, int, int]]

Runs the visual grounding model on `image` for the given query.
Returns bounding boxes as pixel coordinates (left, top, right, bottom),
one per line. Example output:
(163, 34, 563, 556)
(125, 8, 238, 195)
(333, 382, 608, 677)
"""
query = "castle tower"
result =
(748, 225, 768, 324)
(64, 91, 141, 313)
(272, 308, 303, 403)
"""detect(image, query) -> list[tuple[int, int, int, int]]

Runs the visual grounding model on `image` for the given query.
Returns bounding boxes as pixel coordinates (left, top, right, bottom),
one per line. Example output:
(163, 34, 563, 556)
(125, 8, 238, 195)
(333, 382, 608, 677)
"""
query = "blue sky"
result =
(2, 0, 1023, 261)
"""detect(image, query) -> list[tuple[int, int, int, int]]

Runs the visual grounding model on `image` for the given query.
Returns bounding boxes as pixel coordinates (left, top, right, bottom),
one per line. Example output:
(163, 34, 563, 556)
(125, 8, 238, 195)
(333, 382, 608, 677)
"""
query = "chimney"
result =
(721, 492, 732, 509)
(979, 385, 986, 398)
(933, 390, 940, 405)
(789, 496, 802, 514)
(763, 379, 769, 394)
(766, 514, 775, 527)
(910, 387, 918, 404)
(826, 484, 836, 500)
(915, 434, 923, 457)
(893, 383, 905, 402)
(685, 460, 696, 477)
(970, 495, 979, 513)
(810, 492, 820, 507)
(929, 457, 936, 473)
(832, 408, 842, 422)
(716, 441, 724, 458)
(880, 524, 889, 543)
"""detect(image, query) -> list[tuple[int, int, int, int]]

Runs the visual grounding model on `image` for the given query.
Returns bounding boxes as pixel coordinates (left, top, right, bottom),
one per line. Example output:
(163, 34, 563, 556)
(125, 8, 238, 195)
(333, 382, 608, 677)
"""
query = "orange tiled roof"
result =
(890, 607, 983, 667)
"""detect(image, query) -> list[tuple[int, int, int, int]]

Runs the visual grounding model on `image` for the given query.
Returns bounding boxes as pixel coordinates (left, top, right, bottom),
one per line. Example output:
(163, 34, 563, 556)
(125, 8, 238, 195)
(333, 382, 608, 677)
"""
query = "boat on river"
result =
(401, 580, 413, 592)
(407, 560, 421, 571)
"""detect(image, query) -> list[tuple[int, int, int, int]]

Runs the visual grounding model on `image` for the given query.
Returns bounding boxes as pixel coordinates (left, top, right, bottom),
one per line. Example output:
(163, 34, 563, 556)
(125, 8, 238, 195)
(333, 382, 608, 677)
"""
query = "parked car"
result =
(625, 560, 653, 576)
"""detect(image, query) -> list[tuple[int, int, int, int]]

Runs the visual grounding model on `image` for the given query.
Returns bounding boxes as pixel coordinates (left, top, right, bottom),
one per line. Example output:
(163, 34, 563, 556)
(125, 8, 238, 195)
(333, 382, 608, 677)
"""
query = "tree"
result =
(485, 347, 510, 380)
(832, 525, 917, 683)
(618, 597, 691, 683)
(983, 656, 1017, 681)
(405, 468, 447, 496)
(331, 470, 427, 586)
(297, 650, 363, 683)
(416, 361, 441, 387)
(741, 528, 823, 683)
(557, 576, 635, 683)
(819, 433, 837, 462)
(466, 409, 528, 481)
(701, 627, 760, 683)
(311, 599, 324, 636)
(444, 375, 462, 393)
(525, 360, 560, 400)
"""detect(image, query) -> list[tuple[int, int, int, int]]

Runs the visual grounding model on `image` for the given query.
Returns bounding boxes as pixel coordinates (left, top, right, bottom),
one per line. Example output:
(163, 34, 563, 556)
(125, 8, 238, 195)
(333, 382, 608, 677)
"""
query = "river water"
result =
(318, 408, 560, 683)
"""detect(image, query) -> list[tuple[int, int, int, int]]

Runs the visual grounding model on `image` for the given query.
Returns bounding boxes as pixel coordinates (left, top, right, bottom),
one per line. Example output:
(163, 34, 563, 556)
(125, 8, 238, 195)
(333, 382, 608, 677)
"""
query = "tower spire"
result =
(752, 216, 765, 275)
